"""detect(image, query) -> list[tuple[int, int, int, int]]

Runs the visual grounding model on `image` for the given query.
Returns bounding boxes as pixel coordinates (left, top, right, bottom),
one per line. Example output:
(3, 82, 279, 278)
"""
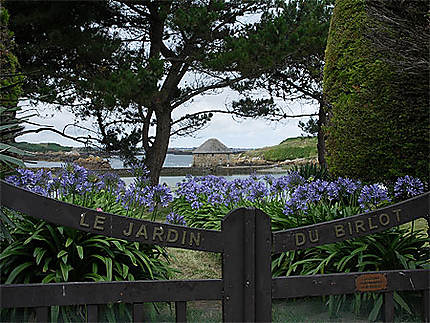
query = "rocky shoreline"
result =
(31, 165, 284, 177)
(25, 150, 316, 176)
(23, 150, 109, 162)
(31, 158, 316, 177)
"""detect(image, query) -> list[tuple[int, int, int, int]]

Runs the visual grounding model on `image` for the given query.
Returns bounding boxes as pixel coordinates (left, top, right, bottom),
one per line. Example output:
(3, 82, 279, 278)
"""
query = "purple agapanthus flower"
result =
(165, 212, 186, 226)
(120, 183, 141, 210)
(336, 177, 362, 195)
(282, 184, 310, 216)
(306, 179, 330, 203)
(55, 163, 94, 196)
(97, 172, 125, 193)
(142, 184, 173, 211)
(128, 160, 151, 188)
(270, 172, 305, 199)
(6, 168, 53, 196)
(245, 179, 270, 202)
(394, 176, 424, 199)
(358, 184, 391, 211)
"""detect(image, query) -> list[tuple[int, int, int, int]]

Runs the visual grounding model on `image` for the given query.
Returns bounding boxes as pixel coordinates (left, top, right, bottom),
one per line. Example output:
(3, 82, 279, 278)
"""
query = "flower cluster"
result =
(176, 173, 312, 215)
(97, 172, 125, 193)
(165, 212, 186, 226)
(129, 160, 151, 188)
(6, 164, 122, 200)
(142, 184, 173, 212)
(6, 163, 174, 219)
(6, 168, 53, 196)
(283, 184, 309, 216)
(175, 173, 425, 219)
(176, 175, 230, 209)
(57, 163, 93, 195)
(244, 178, 270, 202)
(394, 176, 424, 199)
(119, 181, 173, 214)
(270, 172, 305, 196)
(176, 174, 276, 209)
(7, 164, 426, 225)
(358, 184, 391, 211)
(282, 178, 363, 216)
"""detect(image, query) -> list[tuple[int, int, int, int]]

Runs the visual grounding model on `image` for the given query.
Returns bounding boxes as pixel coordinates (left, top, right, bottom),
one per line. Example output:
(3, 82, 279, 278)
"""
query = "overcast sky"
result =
(17, 88, 317, 149)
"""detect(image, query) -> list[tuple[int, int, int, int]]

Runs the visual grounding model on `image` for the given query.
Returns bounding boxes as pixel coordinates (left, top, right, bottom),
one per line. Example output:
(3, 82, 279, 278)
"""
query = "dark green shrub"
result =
(323, 0, 429, 183)
(289, 162, 330, 181)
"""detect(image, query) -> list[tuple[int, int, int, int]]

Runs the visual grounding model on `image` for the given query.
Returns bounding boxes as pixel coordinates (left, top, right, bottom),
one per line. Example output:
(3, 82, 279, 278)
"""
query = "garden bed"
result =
(1, 162, 428, 322)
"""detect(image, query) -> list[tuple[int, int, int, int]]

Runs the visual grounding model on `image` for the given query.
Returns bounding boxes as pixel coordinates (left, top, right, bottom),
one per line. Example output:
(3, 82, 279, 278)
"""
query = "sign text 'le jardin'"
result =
(79, 212, 202, 247)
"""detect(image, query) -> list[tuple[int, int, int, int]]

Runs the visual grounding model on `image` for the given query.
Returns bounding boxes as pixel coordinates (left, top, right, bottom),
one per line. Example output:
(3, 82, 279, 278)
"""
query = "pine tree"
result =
(8, 1, 334, 184)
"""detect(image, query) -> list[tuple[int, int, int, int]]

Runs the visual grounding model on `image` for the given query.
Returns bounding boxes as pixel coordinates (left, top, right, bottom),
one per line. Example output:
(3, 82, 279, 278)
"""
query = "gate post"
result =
(222, 208, 272, 322)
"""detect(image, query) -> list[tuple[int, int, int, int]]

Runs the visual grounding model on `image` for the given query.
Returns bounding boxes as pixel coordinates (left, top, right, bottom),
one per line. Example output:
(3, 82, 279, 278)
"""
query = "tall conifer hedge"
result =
(323, 0, 429, 183)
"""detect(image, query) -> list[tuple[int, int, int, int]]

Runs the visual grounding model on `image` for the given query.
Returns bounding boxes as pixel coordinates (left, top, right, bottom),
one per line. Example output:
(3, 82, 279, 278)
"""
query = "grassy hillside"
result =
(246, 136, 317, 162)
(11, 142, 73, 153)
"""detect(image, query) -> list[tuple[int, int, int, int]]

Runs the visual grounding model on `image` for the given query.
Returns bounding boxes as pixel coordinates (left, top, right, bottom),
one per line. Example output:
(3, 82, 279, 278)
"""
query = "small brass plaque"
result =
(355, 273, 387, 292)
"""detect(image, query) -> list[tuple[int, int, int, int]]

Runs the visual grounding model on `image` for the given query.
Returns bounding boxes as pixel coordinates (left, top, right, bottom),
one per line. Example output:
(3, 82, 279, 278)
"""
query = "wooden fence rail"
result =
(273, 269, 430, 323)
(272, 269, 429, 299)
(1, 279, 223, 322)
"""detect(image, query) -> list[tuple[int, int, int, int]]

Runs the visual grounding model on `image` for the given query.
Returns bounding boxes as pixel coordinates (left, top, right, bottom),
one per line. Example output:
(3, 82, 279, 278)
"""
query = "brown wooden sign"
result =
(0, 181, 223, 253)
(272, 192, 429, 253)
(355, 273, 387, 292)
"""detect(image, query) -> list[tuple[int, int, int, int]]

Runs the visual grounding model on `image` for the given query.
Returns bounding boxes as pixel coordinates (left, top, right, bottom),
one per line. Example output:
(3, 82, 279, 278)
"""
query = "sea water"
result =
(24, 154, 193, 169)
(24, 154, 287, 187)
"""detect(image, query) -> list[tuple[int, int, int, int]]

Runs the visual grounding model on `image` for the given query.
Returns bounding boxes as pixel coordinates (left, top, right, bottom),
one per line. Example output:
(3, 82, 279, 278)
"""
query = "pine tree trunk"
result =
(145, 110, 171, 186)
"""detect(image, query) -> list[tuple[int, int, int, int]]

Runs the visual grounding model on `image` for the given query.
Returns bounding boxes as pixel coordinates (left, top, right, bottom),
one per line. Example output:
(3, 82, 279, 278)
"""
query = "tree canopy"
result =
(8, 0, 332, 184)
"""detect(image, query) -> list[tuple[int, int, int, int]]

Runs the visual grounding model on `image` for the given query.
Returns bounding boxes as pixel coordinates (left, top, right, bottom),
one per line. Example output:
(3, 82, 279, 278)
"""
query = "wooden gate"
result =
(271, 191, 430, 322)
(1, 180, 429, 322)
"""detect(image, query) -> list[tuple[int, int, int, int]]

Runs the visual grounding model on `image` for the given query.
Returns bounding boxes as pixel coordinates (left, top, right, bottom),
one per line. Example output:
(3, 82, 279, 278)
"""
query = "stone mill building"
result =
(192, 138, 232, 167)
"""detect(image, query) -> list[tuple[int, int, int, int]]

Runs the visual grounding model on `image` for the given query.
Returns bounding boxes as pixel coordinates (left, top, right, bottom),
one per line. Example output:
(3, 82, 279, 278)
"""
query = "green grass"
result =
(127, 298, 369, 322)
(142, 301, 222, 322)
(168, 248, 221, 280)
(11, 142, 73, 153)
(246, 136, 317, 162)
